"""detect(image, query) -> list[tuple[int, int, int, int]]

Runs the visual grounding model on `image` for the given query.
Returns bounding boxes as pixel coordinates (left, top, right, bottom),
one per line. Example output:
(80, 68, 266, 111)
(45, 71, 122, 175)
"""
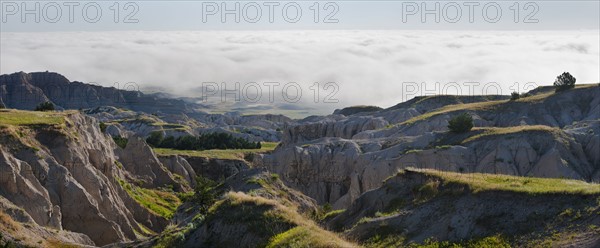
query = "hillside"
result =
(258, 84, 600, 209)
(327, 169, 600, 247)
(108, 169, 357, 248)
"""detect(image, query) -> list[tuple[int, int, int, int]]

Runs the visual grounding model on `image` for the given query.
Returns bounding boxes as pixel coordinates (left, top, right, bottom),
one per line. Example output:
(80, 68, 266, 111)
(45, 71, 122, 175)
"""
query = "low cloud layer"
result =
(1, 30, 598, 116)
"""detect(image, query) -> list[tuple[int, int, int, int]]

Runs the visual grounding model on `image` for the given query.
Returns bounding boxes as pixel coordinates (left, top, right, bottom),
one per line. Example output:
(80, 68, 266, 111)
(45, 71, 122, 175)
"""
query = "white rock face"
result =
(0, 112, 190, 246)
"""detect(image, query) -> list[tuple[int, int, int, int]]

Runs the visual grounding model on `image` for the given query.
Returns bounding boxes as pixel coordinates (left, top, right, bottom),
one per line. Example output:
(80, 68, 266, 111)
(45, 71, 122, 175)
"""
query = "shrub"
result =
(554, 72, 576, 92)
(146, 131, 164, 147)
(193, 175, 220, 214)
(510, 92, 520, 100)
(99, 122, 107, 133)
(448, 113, 473, 133)
(0, 103, 5, 109)
(112, 135, 128, 149)
(34, 101, 55, 111)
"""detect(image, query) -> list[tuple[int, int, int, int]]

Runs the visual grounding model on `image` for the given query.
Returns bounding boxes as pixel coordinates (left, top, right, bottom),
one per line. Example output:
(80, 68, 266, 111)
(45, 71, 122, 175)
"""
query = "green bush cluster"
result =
(146, 132, 261, 150)
(99, 122, 108, 133)
(112, 135, 129, 149)
(34, 101, 55, 111)
(448, 113, 473, 133)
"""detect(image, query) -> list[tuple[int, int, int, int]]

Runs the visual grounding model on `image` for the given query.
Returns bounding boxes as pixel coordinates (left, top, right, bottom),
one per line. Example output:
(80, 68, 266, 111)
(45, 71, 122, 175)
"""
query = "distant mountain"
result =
(0, 71, 199, 114)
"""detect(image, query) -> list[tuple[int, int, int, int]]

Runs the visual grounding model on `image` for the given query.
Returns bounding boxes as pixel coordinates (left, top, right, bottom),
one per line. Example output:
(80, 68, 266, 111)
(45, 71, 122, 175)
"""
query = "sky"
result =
(1, 1, 599, 116)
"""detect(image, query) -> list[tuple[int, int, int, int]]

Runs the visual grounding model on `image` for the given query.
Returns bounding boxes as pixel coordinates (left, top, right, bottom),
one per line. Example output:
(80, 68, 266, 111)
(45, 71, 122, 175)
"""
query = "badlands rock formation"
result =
(258, 85, 600, 208)
(0, 111, 189, 246)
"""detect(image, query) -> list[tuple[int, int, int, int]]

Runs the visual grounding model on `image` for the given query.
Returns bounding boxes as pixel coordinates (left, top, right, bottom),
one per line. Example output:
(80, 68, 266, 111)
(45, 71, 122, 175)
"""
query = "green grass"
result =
(266, 226, 356, 248)
(462, 125, 559, 143)
(0, 109, 66, 126)
(400, 100, 506, 126)
(412, 169, 600, 195)
(320, 209, 346, 221)
(116, 178, 181, 219)
(153, 142, 278, 159)
(407, 235, 510, 248)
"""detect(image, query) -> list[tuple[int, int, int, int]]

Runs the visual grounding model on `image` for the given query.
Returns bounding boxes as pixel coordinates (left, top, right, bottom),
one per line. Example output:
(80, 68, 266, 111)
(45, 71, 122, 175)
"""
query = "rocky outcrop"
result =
(171, 156, 250, 182)
(116, 137, 184, 190)
(282, 116, 388, 144)
(0, 111, 187, 246)
(0, 195, 94, 247)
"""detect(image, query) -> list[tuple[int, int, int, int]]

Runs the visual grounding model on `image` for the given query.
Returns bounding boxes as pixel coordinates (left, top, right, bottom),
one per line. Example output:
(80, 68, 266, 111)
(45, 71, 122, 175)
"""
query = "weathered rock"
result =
(0, 112, 180, 246)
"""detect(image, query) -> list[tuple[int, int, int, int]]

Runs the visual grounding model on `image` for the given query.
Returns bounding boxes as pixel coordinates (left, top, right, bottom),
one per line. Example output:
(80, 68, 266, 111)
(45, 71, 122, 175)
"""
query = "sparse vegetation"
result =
(448, 113, 473, 133)
(554, 72, 576, 92)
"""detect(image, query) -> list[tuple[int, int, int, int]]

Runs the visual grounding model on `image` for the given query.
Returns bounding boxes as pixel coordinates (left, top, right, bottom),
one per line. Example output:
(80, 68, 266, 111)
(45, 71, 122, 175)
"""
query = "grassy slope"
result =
(153, 172, 356, 248)
(153, 142, 279, 160)
(0, 109, 66, 126)
(353, 169, 600, 247)
(461, 125, 559, 143)
(116, 178, 181, 219)
(399, 84, 598, 126)
(412, 168, 600, 194)
(214, 192, 357, 248)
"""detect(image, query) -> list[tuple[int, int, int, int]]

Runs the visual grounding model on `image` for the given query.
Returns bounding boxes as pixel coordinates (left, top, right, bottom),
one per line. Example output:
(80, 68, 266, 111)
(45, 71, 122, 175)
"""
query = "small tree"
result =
(554, 72, 576, 92)
(510, 92, 520, 100)
(0, 103, 5, 109)
(34, 101, 55, 111)
(448, 113, 473, 133)
(193, 175, 220, 214)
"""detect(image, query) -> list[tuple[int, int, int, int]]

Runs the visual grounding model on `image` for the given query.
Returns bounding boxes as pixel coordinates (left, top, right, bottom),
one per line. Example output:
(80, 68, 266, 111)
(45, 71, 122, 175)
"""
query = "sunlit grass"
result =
(400, 100, 506, 125)
(462, 125, 559, 143)
(411, 169, 600, 194)
(153, 142, 278, 160)
(0, 109, 66, 126)
(116, 178, 181, 219)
